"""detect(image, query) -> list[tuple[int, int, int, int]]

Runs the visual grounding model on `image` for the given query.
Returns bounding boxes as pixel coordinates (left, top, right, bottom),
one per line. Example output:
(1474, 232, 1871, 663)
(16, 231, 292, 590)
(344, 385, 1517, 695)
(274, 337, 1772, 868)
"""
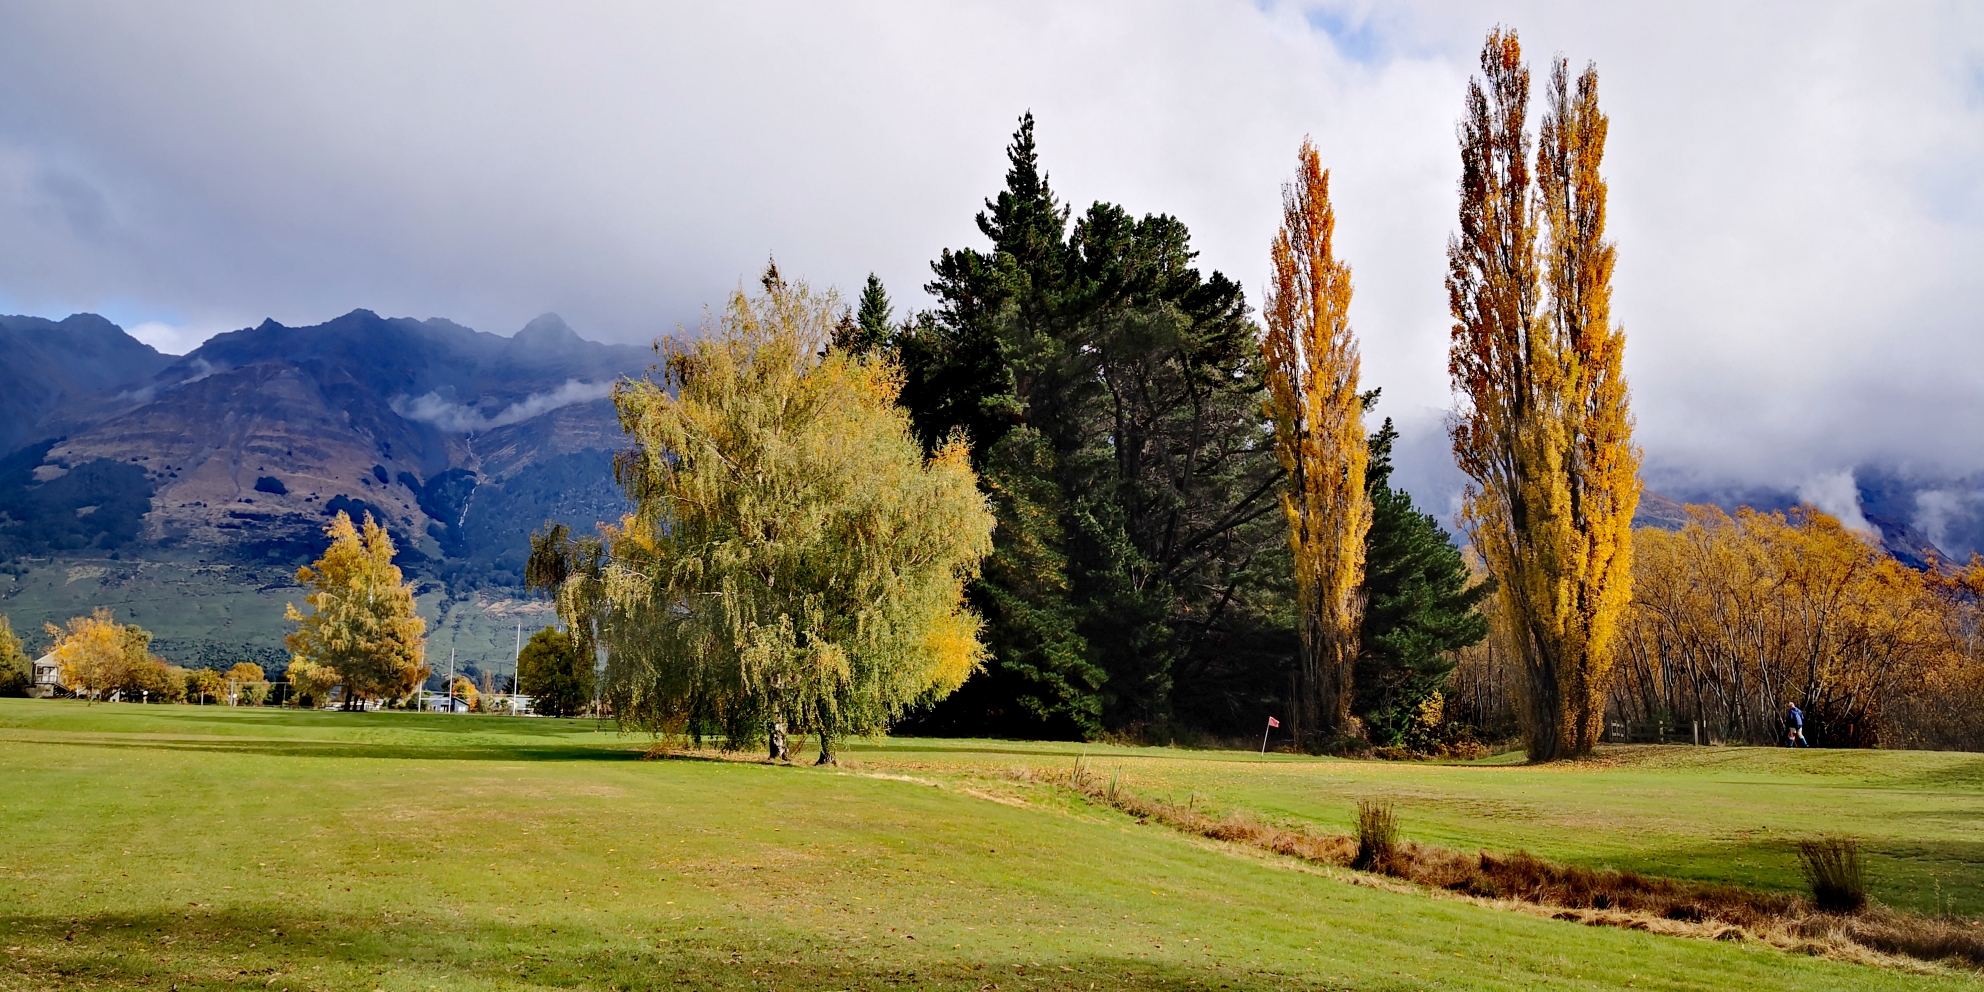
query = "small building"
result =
(30, 654, 63, 698)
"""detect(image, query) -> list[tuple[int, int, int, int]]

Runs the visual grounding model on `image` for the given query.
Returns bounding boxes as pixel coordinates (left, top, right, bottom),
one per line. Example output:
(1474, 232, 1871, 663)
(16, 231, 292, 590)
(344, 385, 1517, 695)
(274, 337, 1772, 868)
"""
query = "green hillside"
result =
(0, 701, 1976, 990)
(0, 553, 554, 679)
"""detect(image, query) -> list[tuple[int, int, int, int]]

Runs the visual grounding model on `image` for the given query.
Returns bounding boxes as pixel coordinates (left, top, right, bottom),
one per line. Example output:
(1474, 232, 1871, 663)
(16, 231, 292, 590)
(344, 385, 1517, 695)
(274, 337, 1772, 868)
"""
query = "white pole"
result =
(448, 647, 456, 713)
(1261, 718, 1272, 755)
(514, 622, 522, 715)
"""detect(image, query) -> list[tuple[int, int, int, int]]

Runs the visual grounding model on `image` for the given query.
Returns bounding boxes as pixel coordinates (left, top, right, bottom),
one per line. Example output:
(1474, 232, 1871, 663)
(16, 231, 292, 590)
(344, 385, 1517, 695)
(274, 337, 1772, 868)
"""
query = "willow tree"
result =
(600, 275, 995, 764)
(285, 511, 428, 708)
(1447, 30, 1639, 761)
(1262, 139, 1370, 745)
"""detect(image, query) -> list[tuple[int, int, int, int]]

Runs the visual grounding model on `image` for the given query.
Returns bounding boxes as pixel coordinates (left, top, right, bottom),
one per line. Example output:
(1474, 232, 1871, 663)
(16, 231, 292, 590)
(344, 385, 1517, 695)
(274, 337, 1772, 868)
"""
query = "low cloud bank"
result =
(395, 379, 611, 433)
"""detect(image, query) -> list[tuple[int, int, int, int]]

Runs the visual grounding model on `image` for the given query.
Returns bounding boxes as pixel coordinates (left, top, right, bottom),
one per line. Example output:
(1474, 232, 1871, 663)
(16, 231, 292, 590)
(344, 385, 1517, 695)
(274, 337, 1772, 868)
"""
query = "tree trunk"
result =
(767, 718, 789, 762)
(816, 728, 836, 766)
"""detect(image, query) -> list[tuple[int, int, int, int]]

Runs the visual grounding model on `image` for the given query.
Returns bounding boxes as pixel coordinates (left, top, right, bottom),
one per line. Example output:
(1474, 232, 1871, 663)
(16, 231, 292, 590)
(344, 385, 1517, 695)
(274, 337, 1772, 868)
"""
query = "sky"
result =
(0, 1, 1980, 524)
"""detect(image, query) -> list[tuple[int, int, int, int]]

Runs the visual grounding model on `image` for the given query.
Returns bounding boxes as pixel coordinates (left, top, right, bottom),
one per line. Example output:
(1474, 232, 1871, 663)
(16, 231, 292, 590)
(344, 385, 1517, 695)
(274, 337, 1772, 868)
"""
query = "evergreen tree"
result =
(1354, 416, 1491, 745)
(832, 273, 895, 355)
(900, 114, 1291, 738)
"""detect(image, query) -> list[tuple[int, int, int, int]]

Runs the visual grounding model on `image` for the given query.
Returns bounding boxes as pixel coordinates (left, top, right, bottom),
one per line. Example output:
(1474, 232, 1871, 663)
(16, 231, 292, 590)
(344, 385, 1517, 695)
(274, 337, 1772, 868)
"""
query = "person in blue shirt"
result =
(1785, 702, 1808, 747)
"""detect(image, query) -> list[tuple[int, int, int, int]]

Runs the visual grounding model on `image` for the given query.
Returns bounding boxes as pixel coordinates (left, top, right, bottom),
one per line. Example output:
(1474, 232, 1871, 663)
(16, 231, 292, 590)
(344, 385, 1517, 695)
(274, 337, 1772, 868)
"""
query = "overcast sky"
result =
(1, 1, 1980, 506)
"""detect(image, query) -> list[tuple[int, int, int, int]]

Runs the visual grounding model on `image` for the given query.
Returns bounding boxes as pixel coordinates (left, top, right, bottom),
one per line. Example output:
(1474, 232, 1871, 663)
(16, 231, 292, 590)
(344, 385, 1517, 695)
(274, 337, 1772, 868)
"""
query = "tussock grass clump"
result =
(1352, 799, 1399, 872)
(1797, 837, 1867, 913)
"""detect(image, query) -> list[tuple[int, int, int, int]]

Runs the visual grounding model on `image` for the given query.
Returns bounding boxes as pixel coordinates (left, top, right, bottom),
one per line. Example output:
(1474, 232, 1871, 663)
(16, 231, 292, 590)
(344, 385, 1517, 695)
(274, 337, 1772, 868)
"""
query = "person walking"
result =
(1785, 702, 1808, 747)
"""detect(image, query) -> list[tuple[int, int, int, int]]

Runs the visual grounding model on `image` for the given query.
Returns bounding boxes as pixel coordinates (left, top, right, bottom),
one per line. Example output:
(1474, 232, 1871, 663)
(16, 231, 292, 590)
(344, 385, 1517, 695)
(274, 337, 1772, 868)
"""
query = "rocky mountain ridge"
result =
(1, 309, 649, 592)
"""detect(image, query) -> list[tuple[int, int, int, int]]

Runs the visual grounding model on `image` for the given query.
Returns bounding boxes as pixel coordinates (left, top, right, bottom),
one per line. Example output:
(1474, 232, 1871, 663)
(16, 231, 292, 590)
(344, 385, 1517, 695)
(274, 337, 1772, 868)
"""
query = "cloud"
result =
(0, 2, 1976, 506)
(1797, 470, 1879, 539)
(1913, 487, 1980, 553)
(125, 320, 219, 357)
(396, 379, 612, 434)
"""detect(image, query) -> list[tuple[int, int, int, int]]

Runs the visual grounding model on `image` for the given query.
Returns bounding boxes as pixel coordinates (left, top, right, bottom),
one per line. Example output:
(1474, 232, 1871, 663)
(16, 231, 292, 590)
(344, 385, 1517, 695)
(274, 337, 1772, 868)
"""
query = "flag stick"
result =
(1261, 718, 1272, 755)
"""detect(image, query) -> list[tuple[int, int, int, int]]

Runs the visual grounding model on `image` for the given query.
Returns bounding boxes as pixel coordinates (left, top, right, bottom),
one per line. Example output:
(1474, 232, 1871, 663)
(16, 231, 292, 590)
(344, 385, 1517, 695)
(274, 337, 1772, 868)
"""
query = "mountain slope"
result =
(0, 313, 172, 452)
(1, 309, 648, 590)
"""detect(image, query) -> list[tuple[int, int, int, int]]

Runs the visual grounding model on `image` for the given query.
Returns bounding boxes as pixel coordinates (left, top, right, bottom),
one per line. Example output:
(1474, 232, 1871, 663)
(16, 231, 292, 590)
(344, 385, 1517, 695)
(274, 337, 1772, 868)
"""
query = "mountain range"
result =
(0, 308, 648, 598)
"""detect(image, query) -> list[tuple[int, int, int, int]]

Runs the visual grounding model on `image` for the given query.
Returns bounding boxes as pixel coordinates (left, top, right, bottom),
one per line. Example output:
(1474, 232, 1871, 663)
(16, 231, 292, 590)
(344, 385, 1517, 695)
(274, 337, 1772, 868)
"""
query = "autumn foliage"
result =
(599, 275, 995, 763)
(1447, 30, 1639, 760)
(285, 511, 428, 707)
(1262, 139, 1371, 745)
(1617, 506, 1973, 748)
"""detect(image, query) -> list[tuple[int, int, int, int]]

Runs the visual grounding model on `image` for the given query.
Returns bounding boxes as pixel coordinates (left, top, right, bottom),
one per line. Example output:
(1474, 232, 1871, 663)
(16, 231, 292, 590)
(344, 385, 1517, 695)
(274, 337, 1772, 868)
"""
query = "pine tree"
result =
(1447, 30, 1638, 760)
(901, 114, 1289, 739)
(831, 274, 895, 355)
(1355, 416, 1491, 744)
(1262, 139, 1370, 746)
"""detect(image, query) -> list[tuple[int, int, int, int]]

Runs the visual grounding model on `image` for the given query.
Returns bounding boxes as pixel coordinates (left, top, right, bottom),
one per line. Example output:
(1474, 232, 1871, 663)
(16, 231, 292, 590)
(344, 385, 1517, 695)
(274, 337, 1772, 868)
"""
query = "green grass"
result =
(0, 700, 1977, 991)
(828, 737, 1984, 918)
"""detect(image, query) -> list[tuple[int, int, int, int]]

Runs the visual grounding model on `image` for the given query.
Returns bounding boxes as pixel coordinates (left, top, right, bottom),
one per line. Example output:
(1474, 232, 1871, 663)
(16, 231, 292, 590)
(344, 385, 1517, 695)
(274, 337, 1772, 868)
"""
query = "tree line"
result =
(517, 27, 1649, 759)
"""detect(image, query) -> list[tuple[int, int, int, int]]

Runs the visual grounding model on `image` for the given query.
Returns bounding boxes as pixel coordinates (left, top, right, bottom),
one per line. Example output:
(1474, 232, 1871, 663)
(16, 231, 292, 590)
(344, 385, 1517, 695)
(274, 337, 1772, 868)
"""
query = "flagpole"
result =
(1261, 718, 1272, 755)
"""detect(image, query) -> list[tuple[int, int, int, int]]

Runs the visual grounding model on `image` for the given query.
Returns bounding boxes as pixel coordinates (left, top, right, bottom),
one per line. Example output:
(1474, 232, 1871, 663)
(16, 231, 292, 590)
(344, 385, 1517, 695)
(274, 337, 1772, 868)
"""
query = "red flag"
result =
(1266, 716, 1280, 728)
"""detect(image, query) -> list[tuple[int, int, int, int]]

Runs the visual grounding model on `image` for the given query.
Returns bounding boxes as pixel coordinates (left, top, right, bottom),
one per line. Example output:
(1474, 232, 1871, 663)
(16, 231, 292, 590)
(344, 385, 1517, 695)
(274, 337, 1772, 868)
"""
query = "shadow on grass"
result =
(43, 705, 610, 739)
(0, 908, 1284, 992)
(25, 735, 648, 763)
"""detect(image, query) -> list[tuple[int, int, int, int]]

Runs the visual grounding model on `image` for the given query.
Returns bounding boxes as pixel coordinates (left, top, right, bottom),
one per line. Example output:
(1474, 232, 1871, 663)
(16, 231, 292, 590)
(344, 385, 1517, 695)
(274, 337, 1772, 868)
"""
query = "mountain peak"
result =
(512, 312, 580, 348)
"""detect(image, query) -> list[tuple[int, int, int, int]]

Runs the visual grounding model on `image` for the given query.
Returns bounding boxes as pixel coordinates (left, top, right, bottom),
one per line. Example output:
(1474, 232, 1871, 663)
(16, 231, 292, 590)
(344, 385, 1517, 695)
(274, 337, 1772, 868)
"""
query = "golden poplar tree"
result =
(286, 511, 429, 708)
(1448, 30, 1639, 760)
(1262, 139, 1370, 744)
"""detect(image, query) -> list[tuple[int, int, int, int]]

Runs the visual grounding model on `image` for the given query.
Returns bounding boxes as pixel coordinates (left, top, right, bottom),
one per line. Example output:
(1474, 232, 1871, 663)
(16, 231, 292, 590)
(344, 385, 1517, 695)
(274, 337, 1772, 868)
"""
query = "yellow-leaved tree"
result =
(46, 608, 152, 703)
(285, 658, 341, 709)
(1262, 139, 1371, 746)
(285, 511, 428, 709)
(594, 271, 995, 764)
(1447, 30, 1640, 760)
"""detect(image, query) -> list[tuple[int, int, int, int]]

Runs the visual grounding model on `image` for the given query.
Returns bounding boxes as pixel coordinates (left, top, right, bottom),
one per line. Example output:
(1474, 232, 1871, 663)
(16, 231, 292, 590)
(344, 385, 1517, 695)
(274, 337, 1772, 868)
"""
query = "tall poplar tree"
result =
(1447, 30, 1639, 761)
(1262, 140, 1370, 745)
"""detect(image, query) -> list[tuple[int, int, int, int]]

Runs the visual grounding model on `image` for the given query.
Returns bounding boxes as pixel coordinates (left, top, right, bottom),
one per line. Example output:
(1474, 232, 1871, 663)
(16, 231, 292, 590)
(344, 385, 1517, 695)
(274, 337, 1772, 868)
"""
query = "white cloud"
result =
(125, 320, 219, 356)
(396, 379, 612, 433)
(0, 1, 1976, 501)
(1797, 470, 1879, 538)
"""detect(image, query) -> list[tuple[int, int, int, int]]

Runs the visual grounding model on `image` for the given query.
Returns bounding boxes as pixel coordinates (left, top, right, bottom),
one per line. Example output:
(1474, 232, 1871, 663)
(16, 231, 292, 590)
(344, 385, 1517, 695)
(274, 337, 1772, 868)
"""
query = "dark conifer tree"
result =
(900, 113, 1291, 739)
(832, 273, 896, 355)
(1354, 415, 1491, 744)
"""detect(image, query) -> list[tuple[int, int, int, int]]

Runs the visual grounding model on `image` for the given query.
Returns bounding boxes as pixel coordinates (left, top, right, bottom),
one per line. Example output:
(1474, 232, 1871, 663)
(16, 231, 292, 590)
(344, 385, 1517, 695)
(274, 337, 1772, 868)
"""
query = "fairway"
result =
(1, 701, 1978, 991)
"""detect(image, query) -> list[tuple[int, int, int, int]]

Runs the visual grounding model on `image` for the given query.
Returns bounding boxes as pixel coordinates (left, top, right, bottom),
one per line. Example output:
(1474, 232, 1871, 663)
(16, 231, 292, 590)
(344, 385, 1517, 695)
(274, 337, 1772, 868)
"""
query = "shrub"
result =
(1353, 799, 1399, 872)
(1796, 837, 1867, 913)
